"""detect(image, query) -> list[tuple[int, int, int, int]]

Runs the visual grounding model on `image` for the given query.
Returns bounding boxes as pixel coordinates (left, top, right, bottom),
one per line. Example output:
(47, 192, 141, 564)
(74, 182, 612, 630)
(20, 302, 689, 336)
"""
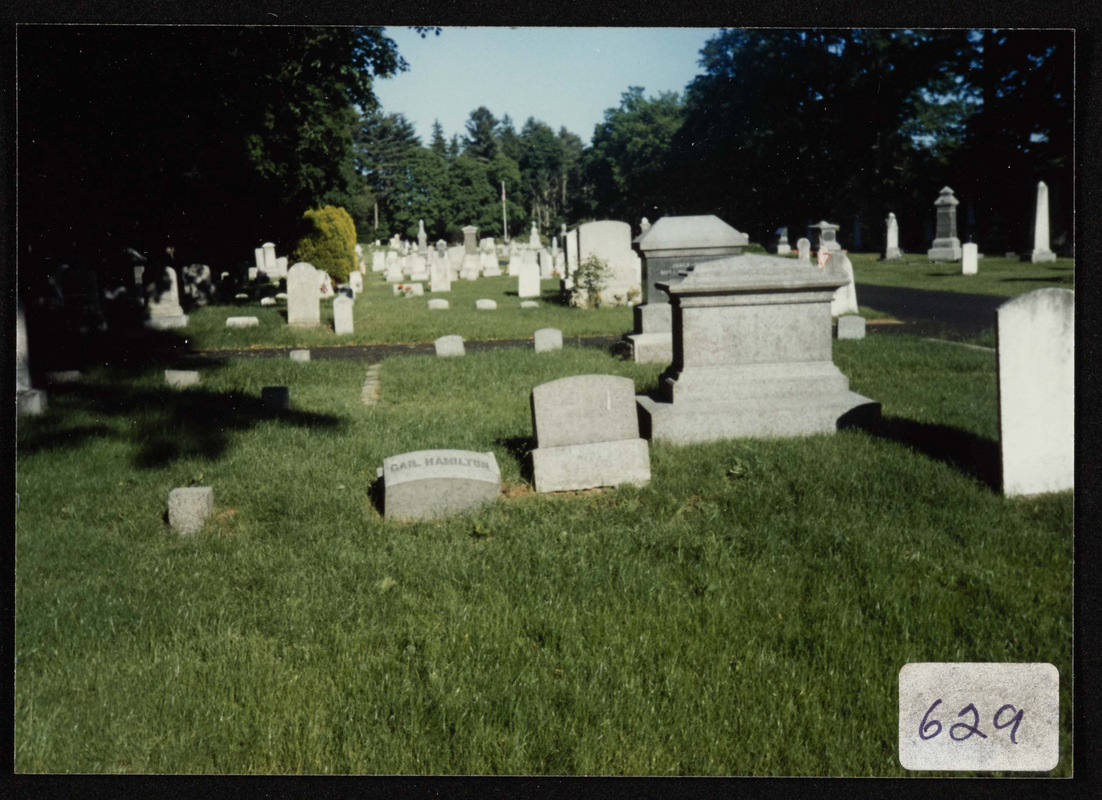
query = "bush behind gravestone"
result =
(291, 206, 357, 284)
(570, 255, 611, 309)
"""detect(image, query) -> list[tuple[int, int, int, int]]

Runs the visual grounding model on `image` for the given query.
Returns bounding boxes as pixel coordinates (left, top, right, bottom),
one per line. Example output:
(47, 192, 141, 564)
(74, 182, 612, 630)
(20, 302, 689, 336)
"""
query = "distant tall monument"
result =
(1029, 181, 1057, 263)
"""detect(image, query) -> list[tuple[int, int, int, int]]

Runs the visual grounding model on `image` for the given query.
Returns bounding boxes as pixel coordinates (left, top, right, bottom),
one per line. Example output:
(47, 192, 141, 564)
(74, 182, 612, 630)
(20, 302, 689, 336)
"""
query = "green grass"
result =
(847, 252, 1074, 297)
(15, 337, 1072, 775)
(184, 270, 634, 351)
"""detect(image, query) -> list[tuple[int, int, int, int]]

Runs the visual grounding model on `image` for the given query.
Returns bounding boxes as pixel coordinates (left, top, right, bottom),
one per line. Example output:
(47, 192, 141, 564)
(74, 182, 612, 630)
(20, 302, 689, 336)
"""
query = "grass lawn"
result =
(15, 332, 1072, 775)
(847, 252, 1074, 297)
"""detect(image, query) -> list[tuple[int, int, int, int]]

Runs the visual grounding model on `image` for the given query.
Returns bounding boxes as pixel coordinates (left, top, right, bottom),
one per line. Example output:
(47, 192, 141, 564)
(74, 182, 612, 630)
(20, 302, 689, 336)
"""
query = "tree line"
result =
(18, 26, 1071, 298)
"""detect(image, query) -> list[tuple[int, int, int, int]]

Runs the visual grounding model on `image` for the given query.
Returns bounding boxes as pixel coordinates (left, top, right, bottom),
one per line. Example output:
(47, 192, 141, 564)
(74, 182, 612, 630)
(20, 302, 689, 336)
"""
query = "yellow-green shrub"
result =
(291, 205, 357, 284)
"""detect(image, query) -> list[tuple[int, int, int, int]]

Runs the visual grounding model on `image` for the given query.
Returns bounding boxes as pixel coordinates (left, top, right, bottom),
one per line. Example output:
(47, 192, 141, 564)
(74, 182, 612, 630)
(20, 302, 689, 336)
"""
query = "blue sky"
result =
(372, 27, 721, 146)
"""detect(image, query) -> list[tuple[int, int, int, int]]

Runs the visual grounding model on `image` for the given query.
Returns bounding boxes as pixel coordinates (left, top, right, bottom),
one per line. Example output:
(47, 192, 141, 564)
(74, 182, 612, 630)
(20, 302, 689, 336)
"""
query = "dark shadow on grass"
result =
(999, 275, 1074, 285)
(495, 435, 536, 484)
(868, 414, 1000, 490)
(367, 475, 386, 517)
(19, 381, 343, 470)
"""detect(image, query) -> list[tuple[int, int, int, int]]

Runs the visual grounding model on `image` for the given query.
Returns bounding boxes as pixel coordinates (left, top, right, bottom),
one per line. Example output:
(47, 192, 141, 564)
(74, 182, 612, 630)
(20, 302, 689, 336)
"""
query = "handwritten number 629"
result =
(919, 700, 1023, 743)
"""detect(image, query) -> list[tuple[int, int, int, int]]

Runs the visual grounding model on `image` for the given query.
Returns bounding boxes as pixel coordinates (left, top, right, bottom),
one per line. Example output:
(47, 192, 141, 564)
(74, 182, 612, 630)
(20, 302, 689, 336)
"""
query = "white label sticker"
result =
(899, 662, 1059, 771)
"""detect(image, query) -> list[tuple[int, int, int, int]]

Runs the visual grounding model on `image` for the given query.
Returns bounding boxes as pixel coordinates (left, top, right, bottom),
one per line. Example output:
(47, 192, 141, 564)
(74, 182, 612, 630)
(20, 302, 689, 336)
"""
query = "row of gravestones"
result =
(770, 181, 1058, 266)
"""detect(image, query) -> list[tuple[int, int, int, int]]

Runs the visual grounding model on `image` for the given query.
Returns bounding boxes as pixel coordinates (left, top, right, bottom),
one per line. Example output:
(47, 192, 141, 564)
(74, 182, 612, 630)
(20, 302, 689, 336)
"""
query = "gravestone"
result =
(1029, 181, 1058, 263)
(165, 369, 200, 388)
(286, 262, 321, 327)
(528, 220, 541, 249)
(460, 225, 481, 279)
(481, 249, 502, 278)
(144, 266, 189, 329)
(534, 328, 563, 353)
(333, 295, 354, 334)
(927, 186, 963, 261)
(885, 212, 903, 260)
(997, 288, 1073, 496)
(377, 449, 501, 521)
(538, 249, 554, 279)
(575, 220, 642, 306)
(349, 271, 363, 295)
(385, 251, 402, 282)
(435, 335, 465, 357)
(254, 247, 265, 274)
(520, 300, 540, 309)
(428, 298, 449, 310)
(16, 299, 47, 415)
(372, 250, 386, 272)
(507, 247, 521, 276)
(430, 256, 452, 293)
(168, 487, 213, 535)
(639, 217, 651, 234)
(625, 214, 749, 364)
(962, 243, 978, 275)
(774, 227, 791, 255)
(518, 260, 541, 298)
(475, 299, 497, 310)
(809, 221, 841, 253)
(418, 219, 428, 255)
(797, 237, 811, 264)
(565, 228, 579, 276)
(290, 349, 311, 362)
(262, 242, 277, 274)
(274, 256, 288, 277)
(828, 251, 859, 317)
(636, 254, 880, 443)
(226, 316, 260, 328)
(530, 375, 651, 493)
(262, 386, 290, 409)
(837, 315, 866, 340)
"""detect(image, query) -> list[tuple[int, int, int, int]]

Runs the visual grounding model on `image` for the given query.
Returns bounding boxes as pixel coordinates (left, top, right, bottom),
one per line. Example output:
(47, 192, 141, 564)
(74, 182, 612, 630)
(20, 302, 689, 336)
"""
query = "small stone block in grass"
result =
(226, 316, 260, 328)
(435, 335, 465, 357)
(428, 299, 449, 310)
(290, 349, 311, 362)
(534, 328, 563, 352)
(520, 301, 540, 309)
(168, 486, 213, 535)
(260, 297, 276, 307)
(837, 315, 866, 340)
(476, 299, 497, 310)
(165, 369, 200, 388)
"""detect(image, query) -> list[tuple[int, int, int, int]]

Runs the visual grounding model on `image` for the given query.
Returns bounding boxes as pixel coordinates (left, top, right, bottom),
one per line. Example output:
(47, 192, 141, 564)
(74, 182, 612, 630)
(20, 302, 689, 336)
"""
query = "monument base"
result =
(1029, 249, 1057, 263)
(927, 238, 962, 262)
(532, 439, 651, 493)
(884, 248, 903, 260)
(637, 390, 880, 444)
(17, 389, 47, 416)
(144, 314, 189, 329)
(626, 332, 673, 364)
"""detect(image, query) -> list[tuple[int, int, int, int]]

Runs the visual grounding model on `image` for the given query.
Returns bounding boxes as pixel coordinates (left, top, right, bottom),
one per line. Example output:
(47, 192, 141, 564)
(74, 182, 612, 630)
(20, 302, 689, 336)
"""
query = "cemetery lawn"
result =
(15, 336, 1071, 776)
(848, 252, 1074, 297)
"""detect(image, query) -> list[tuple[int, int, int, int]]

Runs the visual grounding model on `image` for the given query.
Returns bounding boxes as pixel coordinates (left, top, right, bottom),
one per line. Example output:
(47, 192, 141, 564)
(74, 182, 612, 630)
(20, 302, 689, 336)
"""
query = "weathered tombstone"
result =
(430, 255, 452, 293)
(828, 251, 859, 317)
(460, 225, 481, 279)
(518, 260, 541, 299)
(481, 249, 502, 277)
(417, 219, 428, 255)
(774, 226, 791, 255)
(16, 299, 47, 415)
(962, 242, 979, 275)
(168, 487, 213, 535)
(1028, 181, 1058, 263)
(409, 254, 429, 282)
(226, 316, 260, 328)
(165, 369, 200, 388)
(625, 215, 749, 364)
(287, 262, 321, 326)
(144, 266, 189, 329)
(636, 254, 880, 442)
(837, 315, 866, 340)
(565, 229, 579, 277)
(290, 349, 311, 362)
(428, 298, 449, 310)
(528, 220, 540, 249)
(349, 271, 363, 295)
(385, 251, 402, 282)
(520, 300, 540, 309)
(927, 186, 963, 261)
(261, 386, 290, 409)
(377, 449, 501, 521)
(372, 250, 386, 272)
(407, 283, 425, 297)
(997, 288, 1073, 496)
(262, 242, 277, 274)
(333, 294, 354, 334)
(273, 256, 288, 278)
(533, 328, 563, 353)
(254, 247, 265, 273)
(885, 212, 903, 260)
(576, 220, 642, 306)
(797, 237, 811, 264)
(435, 335, 465, 357)
(248, 267, 259, 281)
(475, 299, 497, 311)
(531, 375, 651, 493)
(809, 221, 842, 252)
(538, 249, 555, 279)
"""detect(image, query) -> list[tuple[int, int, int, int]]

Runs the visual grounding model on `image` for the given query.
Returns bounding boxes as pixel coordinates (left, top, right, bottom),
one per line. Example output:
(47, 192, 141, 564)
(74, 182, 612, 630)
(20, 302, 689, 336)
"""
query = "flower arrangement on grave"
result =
(395, 283, 416, 298)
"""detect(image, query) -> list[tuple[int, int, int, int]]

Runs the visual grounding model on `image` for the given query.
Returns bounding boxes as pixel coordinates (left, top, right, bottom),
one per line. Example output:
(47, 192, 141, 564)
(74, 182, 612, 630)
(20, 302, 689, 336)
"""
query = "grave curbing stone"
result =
(168, 486, 214, 535)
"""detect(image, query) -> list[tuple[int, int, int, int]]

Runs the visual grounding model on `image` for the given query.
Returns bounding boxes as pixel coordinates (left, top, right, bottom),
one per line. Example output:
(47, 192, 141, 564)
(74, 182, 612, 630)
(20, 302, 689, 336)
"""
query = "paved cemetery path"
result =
(193, 335, 629, 363)
(856, 283, 1006, 338)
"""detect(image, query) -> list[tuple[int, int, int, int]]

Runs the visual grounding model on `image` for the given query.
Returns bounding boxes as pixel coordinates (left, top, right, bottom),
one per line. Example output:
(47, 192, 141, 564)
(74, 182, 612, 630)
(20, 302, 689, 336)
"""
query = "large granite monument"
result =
(927, 186, 963, 262)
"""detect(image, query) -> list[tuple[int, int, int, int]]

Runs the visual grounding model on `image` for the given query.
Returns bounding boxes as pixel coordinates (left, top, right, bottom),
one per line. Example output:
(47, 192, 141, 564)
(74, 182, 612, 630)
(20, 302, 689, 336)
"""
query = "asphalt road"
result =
(856, 283, 1005, 339)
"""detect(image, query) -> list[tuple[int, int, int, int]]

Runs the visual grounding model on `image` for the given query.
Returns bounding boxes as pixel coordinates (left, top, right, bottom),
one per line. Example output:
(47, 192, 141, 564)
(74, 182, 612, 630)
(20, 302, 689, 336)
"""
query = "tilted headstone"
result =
(534, 328, 563, 353)
(636, 254, 880, 443)
(168, 487, 213, 535)
(144, 266, 189, 329)
(377, 449, 501, 521)
(927, 186, 962, 261)
(797, 237, 811, 264)
(530, 374, 651, 493)
(1029, 181, 1057, 263)
(997, 288, 1073, 496)
(435, 335, 465, 357)
(286, 262, 321, 327)
(885, 213, 902, 260)
(333, 295, 354, 334)
(828, 251, 859, 317)
(962, 242, 979, 275)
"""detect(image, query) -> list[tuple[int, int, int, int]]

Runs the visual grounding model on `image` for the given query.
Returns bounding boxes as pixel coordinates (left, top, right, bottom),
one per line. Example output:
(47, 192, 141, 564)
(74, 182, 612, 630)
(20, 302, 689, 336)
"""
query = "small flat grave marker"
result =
(435, 335, 465, 357)
(377, 449, 501, 521)
(534, 328, 563, 353)
(168, 486, 213, 535)
(165, 369, 200, 388)
(837, 315, 866, 340)
(428, 299, 449, 310)
(226, 316, 260, 328)
(476, 299, 497, 310)
(290, 349, 311, 362)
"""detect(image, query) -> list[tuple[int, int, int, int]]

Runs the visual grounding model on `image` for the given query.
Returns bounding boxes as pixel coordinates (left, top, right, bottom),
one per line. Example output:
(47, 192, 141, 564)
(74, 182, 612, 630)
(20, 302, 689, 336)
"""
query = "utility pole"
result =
(501, 181, 508, 241)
